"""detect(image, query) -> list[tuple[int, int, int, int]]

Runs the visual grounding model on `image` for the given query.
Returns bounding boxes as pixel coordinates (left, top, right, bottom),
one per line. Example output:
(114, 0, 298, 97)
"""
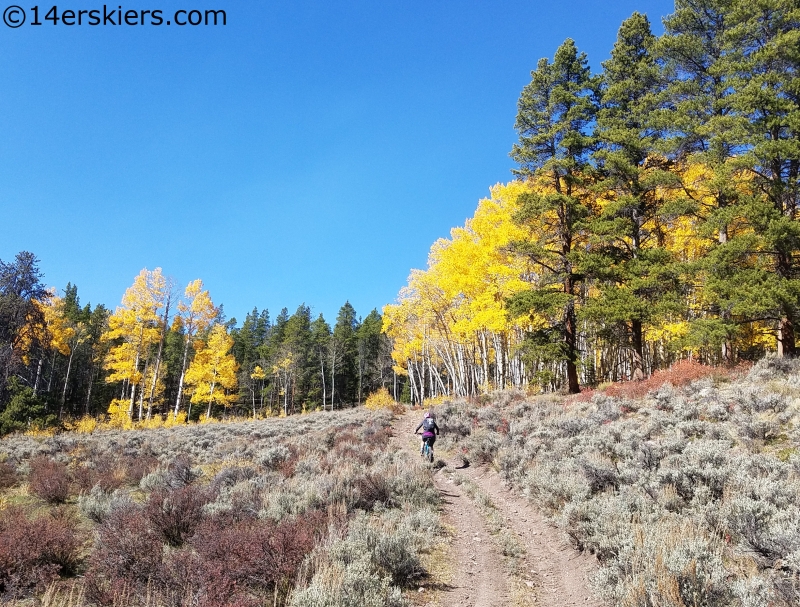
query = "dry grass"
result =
(0, 406, 441, 607)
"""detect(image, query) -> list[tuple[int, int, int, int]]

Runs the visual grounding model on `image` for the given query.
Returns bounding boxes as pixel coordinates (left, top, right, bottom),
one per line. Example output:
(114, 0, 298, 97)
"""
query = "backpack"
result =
(422, 417, 435, 432)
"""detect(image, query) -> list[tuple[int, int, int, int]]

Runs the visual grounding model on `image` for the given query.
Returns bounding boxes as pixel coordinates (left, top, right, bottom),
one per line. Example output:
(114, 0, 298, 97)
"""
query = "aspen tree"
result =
(272, 351, 293, 416)
(173, 280, 216, 418)
(31, 293, 79, 415)
(145, 277, 174, 419)
(102, 269, 165, 419)
(185, 323, 238, 419)
(249, 364, 266, 417)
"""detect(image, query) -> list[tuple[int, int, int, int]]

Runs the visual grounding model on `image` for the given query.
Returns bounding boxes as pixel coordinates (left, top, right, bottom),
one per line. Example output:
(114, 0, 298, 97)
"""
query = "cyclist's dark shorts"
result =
(422, 433, 436, 447)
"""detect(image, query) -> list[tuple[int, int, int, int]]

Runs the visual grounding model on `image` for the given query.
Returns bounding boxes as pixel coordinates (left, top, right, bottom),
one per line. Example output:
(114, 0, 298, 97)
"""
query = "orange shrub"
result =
(571, 360, 733, 404)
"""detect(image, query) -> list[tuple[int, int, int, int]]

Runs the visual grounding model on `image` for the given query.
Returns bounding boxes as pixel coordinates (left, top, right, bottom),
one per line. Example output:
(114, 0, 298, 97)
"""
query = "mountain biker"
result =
(414, 412, 440, 455)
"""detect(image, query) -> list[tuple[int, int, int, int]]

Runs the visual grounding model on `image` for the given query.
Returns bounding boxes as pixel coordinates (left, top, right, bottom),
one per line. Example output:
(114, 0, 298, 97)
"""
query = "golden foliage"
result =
(176, 279, 217, 337)
(67, 416, 98, 434)
(102, 268, 166, 388)
(384, 182, 533, 377)
(364, 387, 403, 413)
(185, 324, 239, 415)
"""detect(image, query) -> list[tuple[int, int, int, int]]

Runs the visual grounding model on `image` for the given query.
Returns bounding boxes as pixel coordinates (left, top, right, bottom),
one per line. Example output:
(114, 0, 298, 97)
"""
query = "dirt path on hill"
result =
(455, 463, 606, 607)
(392, 411, 605, 607)
(392, 413, 510, 607)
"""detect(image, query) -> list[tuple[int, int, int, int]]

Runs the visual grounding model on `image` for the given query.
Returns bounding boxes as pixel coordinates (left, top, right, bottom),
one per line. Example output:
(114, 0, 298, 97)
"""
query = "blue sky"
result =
(1, 0, 675, 325)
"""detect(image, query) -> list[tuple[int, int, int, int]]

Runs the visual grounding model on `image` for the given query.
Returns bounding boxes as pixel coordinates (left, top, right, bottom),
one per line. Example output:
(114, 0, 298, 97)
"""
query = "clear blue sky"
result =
(1, 0, 675, 325)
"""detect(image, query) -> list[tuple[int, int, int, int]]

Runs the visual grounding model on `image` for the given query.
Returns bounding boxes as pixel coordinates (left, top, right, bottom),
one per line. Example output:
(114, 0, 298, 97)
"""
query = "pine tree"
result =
(586, 12, 682, 379)
(0, 252, 48, 404)
(311, 314, 331, 409)
(658, 0, 750, 360)
(331, 302, 359, 406)
(282, 305, 314, 412)
(724, 0, 800, 355)
(356, 309, 384, 403)
(509, 39, 600, 393)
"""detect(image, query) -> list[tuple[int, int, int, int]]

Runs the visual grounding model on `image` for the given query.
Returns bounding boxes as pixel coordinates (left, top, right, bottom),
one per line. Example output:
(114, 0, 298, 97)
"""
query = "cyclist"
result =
(414, 412, 440, 457)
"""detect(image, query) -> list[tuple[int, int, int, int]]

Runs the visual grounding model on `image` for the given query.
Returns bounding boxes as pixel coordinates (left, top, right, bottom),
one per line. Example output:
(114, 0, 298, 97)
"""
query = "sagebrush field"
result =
(0, 408, 439, 607)
(3, 356, 800, 607)
(434, 356, 800, 606)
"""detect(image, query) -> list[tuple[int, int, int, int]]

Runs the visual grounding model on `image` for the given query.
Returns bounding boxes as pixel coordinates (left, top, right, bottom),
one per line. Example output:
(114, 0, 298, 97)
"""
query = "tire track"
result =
(391, 411, 605, 607)
(456, 466, 605, 607)
(391, 415, 511, 607)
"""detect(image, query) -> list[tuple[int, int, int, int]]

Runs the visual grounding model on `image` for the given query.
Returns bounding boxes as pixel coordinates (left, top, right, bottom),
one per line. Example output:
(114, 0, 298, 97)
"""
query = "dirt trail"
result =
(392, 414, 510, 607)
(457, 464, 605, 607)
(392, 411, 604, 607)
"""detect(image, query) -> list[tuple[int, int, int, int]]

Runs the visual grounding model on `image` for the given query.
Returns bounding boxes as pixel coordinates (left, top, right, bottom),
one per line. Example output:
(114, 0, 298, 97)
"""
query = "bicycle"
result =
(419, 435, 434, 463)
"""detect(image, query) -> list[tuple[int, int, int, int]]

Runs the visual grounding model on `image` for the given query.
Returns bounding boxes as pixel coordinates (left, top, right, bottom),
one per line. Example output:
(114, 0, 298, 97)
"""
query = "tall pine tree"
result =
(509, 39, 600, 393)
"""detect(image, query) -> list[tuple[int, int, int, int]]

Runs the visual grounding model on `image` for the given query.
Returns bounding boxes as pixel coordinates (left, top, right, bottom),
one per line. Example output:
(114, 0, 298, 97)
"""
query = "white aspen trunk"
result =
(147, 343, 163, 418)
(283, 373, 289, 416)
(174, 338, 191, 418)
(59, 347, 76, 420)
(429, 362, 446, 396)
(330, 354, 336, 411)
(357, 347, 363, 405)
(147, 357, 159, 421)
(128, 350, 140, 418)
(408, 359, 417, 406)
(147, 297, 170, 420)
(33, 356, 43, 396)
(47, 350, 56, 393)
(319, 351, 327, 410)
(493, 333, 506, 390)
(457, 343, 467, 396)
(85, 361, 94, 415)
(128, 381, 136, 418)
(206, 379, 216, 419)
(137, 356, 150, 422)
(432, 342, 456, 396)
(480, 331, 489, 390)
(418, 347, 427, 404)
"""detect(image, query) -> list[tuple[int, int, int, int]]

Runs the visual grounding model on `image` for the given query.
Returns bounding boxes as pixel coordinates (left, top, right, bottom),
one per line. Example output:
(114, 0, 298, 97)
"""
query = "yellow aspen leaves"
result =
(176, 279, 217, 337)
(185, 324, 239, 418)
(102, 268, 167, 417)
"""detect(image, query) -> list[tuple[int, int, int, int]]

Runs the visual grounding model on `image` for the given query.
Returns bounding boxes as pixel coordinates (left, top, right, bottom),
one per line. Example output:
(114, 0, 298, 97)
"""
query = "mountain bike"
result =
(421, 436, 434, 463)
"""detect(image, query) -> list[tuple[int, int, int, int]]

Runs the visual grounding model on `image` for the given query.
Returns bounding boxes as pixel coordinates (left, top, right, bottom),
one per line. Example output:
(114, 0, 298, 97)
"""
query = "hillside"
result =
(431, 356, 800, 607)
(1, 356, 799, 607)
(0, 408, 439, 606)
